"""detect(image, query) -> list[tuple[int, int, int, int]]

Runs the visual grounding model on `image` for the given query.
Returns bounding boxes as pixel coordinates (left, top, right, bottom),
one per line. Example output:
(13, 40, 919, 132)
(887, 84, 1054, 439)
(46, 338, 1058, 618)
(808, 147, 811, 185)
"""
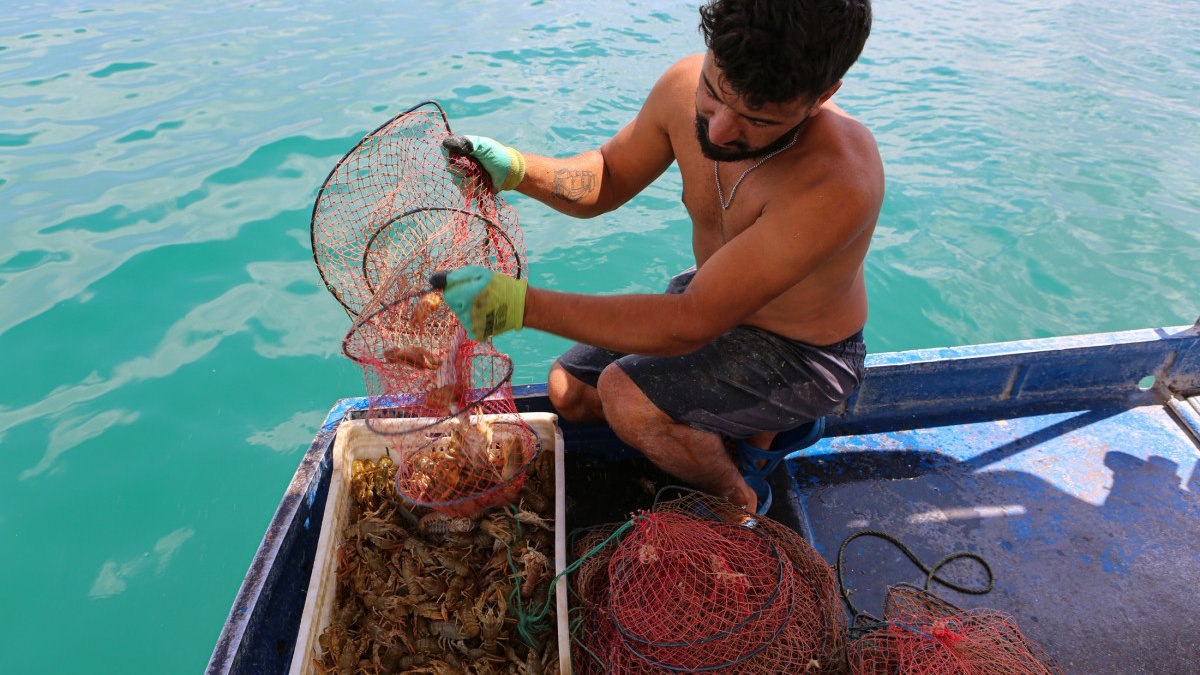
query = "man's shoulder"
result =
(801, 106, 883, 197)
(667, 53, 705, 77)
(818, 104, 879, 159)
(650, 54, 703, 99)
(639, 55, 703, 134)
(761, 108, 883, 237)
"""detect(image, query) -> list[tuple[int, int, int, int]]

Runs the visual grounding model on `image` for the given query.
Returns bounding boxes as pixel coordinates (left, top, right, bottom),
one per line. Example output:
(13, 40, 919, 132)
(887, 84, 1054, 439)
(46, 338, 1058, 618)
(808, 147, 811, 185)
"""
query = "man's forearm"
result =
(523, 286, 710, 356)
(516, 150, 612, 219)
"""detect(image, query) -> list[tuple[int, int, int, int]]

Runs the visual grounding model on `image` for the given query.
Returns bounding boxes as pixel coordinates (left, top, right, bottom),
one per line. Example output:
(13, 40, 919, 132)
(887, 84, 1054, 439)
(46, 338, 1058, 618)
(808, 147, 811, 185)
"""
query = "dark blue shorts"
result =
(554, 269, 867, 439)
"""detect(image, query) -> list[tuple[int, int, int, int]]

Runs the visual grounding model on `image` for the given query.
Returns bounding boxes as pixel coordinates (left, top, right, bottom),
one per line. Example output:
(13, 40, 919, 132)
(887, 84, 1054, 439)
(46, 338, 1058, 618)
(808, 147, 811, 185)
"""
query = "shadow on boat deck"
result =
(791, 406, 1200, 674)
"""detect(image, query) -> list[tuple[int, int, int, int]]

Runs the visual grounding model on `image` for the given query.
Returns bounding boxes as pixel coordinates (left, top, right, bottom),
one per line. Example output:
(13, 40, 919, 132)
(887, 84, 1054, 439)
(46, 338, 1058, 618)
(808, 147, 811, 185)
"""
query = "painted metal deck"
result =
(792, 404, 1200, 673)
(788, 321, 1200, 673)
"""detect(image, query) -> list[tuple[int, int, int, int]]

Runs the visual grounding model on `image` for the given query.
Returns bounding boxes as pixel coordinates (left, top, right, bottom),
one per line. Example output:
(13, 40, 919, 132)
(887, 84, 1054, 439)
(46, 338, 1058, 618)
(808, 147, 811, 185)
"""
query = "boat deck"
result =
(793, 402, 1200, 673)
(552, 402, 1200, 673)
(549, 323, 1200, 673)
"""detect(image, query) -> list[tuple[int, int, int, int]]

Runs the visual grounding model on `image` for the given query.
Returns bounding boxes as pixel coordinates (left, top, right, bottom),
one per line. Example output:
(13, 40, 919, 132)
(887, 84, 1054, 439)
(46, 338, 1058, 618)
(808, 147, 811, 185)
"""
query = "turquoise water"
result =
(1, 1, 1197, 672)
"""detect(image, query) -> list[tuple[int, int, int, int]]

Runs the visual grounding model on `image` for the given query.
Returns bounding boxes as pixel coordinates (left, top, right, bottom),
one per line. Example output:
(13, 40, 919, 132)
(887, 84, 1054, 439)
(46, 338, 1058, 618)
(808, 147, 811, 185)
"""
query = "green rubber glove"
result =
(443, 134, 526, 191)
(439, 265, 528, 340)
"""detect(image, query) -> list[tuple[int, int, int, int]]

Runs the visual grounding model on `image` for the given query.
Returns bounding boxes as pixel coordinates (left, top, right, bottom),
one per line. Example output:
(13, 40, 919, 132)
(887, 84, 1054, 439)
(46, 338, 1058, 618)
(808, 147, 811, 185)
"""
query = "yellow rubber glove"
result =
(434, 266, 528, 340)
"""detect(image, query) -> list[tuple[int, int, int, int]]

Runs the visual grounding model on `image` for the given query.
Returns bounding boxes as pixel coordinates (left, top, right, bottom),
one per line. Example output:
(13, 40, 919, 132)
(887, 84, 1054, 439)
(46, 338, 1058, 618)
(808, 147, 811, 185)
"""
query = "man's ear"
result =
(811, 81, 843, 116)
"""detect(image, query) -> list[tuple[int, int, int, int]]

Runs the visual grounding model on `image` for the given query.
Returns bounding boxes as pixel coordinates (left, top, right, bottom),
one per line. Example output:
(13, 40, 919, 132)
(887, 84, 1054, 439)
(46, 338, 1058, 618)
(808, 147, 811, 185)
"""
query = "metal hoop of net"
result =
(570, 491, 846, 674)
(316, 100, 538, 516)
(847, 585, 1060, 675)
(391, 414, 541, 518)
(342, 297, 518, 435)
(311, 100, 524, 317)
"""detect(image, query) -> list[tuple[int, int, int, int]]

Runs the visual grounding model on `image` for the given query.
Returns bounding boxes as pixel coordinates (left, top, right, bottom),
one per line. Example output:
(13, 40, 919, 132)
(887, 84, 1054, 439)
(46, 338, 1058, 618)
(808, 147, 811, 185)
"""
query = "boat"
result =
(206, 317, 1200, 674)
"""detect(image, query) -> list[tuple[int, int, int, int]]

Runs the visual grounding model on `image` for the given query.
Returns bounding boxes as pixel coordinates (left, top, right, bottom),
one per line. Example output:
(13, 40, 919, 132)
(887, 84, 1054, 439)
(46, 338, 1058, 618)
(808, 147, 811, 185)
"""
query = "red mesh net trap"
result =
(847, 585, 1060, 675)
(311, 100, 524, 318)
(836, 530, 1059, 675)
(312, 101, 536, 517)
(571, 492, 845, 673)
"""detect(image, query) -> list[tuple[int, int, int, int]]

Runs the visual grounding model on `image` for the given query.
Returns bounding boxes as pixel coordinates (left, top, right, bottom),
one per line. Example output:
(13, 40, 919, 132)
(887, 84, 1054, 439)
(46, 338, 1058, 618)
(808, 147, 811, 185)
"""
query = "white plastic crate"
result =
(288, 412, 569, 674)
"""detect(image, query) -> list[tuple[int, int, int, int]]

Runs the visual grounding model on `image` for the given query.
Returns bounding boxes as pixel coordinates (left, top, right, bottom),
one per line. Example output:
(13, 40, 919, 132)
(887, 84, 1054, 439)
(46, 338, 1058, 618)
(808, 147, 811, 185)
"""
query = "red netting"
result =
(391, 409, 541, 517)
(607, 512, 796, 670)
(313, 101, 537, 517)
(656, 493, 847, 669)
(572, 523, 625, 611)
(571, 492, 845, 673)
(848, 585, 1060, 675)
(311, 101, 524, 317)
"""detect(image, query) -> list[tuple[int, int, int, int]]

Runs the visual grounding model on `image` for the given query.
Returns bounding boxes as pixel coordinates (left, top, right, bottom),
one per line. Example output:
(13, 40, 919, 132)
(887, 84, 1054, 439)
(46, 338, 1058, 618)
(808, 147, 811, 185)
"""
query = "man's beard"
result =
(694, 115, 805, 162)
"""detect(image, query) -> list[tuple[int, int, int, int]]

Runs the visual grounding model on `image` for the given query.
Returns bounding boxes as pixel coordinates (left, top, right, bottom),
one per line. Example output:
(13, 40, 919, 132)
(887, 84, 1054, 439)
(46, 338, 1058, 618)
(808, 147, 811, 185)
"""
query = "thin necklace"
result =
(713, 126, 802, 210)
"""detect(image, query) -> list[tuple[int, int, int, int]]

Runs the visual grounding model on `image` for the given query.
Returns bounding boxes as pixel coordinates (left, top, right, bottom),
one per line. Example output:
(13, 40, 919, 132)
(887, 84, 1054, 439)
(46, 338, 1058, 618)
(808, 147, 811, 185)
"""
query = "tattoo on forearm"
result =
(552, 168, 596, 203)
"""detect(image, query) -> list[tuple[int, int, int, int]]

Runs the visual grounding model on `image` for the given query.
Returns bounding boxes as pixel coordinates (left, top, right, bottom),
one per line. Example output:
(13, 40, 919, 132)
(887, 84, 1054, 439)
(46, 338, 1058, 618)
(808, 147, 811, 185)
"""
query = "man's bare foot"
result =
(725, 478, 759, 513)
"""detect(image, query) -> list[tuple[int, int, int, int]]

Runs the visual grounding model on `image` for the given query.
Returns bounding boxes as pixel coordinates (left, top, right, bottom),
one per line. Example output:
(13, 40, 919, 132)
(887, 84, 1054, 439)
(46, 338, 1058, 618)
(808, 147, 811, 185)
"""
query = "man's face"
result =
(694, 115, 806, 162)
(694, 52, 814, 162)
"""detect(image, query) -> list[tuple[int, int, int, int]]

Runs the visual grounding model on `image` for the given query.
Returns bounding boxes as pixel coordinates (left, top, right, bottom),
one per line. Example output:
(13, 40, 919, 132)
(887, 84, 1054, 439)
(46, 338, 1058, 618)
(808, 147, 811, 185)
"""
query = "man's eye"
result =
(749, 119, 769, 128)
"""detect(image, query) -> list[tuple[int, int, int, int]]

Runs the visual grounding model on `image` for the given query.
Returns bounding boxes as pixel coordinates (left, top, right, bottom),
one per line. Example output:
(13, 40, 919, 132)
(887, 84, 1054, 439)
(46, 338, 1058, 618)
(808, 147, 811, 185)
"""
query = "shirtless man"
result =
(441, 0, 880, 514)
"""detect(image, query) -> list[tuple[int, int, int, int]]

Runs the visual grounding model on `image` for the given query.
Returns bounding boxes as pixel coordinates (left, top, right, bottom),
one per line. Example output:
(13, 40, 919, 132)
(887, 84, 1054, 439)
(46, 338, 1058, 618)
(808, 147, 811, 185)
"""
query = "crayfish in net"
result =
(313, 448, 559, 675)
(568, 491, 846, 674)
(311, 99, 552, 673)
(394, 414, 541, 518)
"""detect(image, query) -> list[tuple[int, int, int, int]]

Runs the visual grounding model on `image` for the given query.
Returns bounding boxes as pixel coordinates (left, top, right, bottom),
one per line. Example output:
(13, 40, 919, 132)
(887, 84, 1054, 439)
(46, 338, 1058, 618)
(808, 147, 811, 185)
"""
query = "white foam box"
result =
(288, 412, 570, 674)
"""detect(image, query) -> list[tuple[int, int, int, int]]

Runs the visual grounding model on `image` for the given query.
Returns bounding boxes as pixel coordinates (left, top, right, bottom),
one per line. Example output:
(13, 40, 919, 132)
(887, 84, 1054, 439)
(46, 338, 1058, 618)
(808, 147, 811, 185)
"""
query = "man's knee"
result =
(595, 363, 627, 409)
(548, 362, 602, 423)
(597, 365, 722, 465)
(597, 364, 664, 432)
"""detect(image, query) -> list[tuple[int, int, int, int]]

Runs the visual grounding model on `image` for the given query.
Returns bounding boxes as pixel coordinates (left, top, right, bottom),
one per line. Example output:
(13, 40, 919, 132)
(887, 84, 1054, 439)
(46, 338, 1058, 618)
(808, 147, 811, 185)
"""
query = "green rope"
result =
(836, 529, 994, 623)
(502, 506, 641, 649)
(568, 610, 607, 670)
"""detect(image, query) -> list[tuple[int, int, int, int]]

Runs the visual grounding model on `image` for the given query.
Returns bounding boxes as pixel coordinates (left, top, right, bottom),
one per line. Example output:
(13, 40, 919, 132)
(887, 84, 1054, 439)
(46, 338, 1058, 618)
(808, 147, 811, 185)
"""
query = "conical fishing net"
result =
(847, 585, 1060, 675)
(570, 492, 845, 673)
(312, 100, 524, 317)
(312, 100, 537, 517)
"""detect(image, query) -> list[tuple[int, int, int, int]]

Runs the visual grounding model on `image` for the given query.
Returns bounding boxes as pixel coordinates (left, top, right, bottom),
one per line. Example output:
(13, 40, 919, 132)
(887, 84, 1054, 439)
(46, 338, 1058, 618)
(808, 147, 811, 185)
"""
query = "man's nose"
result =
(707, 108, 741, 146)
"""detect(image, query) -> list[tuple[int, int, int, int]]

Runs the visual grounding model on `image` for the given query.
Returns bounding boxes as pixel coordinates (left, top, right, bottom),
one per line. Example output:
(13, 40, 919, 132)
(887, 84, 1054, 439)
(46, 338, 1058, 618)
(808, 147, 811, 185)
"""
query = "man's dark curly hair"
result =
(699, 0, 872, 109)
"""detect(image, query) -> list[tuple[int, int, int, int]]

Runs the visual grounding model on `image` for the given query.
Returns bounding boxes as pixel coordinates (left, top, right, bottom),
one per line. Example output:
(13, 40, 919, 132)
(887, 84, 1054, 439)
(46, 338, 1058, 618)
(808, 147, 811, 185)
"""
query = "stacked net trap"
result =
(836, 530, 1059, 675)
(846, 585, 1060, 675)
(570, 491, 845, 673)
(311, 100, 524, 318)
(312, 100, 537, 516)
